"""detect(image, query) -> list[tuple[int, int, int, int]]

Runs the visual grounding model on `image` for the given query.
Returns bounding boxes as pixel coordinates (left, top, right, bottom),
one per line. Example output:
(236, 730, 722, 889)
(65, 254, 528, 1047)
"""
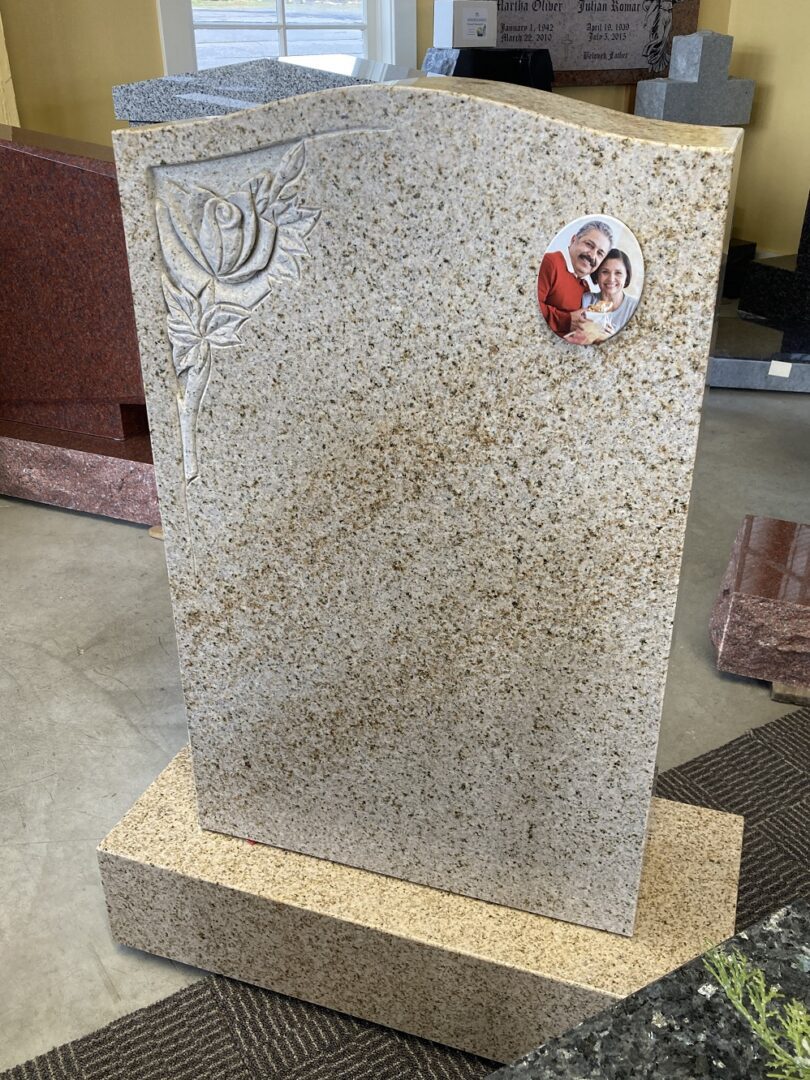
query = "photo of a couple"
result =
(537, 216, 644, 346)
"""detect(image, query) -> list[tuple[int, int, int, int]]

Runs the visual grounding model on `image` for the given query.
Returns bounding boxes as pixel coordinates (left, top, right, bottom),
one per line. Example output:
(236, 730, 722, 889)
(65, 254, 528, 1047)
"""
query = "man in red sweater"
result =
(537, 220, 613, 337)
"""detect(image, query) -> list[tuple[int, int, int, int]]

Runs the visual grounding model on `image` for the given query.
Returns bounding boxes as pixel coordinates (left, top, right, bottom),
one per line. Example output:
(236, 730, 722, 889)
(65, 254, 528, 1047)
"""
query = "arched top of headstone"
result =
(115, 76, 742, 169)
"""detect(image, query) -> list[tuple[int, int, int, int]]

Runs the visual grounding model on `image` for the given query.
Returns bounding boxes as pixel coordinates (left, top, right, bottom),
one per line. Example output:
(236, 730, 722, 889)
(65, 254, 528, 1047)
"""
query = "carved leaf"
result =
(268, 247, 302, 282)
(200, 302, 251, 347)
(248, 173, 274, 216)
(267, 142, 306, 206)
(276, 204, 320, 236)
(162, 274, 198, 321)
(162, 276, 204, 368)
(272, 202, 321, 271)
(278, 233, 309, 257)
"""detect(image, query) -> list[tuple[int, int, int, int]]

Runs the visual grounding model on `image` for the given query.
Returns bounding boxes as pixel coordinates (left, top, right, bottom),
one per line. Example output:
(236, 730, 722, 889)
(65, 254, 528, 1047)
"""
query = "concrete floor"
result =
(0, 386, 808, 1069)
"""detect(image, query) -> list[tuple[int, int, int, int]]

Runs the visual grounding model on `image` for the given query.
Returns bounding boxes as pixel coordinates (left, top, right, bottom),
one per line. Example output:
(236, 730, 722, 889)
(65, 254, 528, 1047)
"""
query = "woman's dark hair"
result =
(599, 248, 632, 287)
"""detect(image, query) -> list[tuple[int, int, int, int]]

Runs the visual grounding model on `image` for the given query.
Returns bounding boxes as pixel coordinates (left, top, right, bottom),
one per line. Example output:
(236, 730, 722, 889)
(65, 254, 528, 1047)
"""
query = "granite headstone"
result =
(110, 79, 740, 937)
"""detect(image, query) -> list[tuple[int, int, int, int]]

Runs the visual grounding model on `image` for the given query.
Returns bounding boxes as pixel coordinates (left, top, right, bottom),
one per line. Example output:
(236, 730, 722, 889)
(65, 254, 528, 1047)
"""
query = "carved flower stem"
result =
(178, 340, 213, 484)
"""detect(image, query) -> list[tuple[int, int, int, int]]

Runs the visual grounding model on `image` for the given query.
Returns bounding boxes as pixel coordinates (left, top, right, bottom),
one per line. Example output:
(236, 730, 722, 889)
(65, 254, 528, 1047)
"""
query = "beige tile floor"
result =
(0, 385, 808, 1070)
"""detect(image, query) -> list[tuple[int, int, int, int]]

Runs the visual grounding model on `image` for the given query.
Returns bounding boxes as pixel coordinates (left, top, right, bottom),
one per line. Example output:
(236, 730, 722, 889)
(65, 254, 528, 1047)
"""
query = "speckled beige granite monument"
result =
(99, 749, 743, 1063)
(108, 78, 741, 937)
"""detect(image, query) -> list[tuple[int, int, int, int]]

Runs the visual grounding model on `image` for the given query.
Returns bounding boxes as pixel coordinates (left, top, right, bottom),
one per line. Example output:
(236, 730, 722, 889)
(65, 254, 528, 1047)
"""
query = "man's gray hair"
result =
(574, 219, 613, 245)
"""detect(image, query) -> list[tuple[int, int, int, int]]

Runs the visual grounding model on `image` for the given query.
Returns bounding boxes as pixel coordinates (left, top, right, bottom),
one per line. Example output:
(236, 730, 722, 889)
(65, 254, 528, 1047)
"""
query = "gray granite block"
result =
(670, 29, 733, 84)
(488, 902, 810, 1078)
(112, 79, 740, 935)
(635, 31, 754, 126)
(422, 47, 462, 76)
(707, 355, 810, 391)
(113, 58, 373, 124)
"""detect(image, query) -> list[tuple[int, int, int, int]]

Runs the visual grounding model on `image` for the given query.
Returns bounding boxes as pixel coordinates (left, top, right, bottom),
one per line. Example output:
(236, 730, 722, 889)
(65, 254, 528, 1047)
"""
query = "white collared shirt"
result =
(562, 245, 595, 290)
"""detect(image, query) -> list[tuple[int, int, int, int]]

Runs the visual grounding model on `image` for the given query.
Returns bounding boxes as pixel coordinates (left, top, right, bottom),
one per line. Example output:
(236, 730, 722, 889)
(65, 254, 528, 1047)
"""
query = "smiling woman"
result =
(536, 213, 644, 346)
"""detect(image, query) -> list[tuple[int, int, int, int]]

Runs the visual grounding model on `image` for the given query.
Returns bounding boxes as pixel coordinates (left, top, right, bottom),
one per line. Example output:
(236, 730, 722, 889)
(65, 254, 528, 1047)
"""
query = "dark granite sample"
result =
(707, 355, 810, 391)
(739, 190, 810, 327)
(422, 48, 553, 91)
(112, 57, 374, 124)
(722, 237, 757, 299)
(488, 903, 810, 1079)
(710, 515, 810, 686)
(0, 127, 144, 440)
(708, 294, 810, 388)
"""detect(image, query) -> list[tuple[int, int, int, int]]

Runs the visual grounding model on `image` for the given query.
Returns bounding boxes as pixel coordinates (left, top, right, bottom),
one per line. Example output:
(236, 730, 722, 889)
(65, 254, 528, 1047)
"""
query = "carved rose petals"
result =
(167, 181, 278, 284)
(217, 212, 277, 283)
(198, 191, 261, 278)
(164, 183, 216, 272)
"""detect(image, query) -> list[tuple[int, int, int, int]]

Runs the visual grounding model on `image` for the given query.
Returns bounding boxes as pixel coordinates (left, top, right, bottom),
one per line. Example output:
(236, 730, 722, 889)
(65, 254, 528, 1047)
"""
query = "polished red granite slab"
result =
(710, 515, 810, 686)
(0, 125, 144, 440)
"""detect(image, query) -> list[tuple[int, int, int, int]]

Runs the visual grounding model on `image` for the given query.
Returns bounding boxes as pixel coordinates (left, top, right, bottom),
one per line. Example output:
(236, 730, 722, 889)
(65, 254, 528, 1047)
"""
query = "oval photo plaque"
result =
(537, 215, 644, 346)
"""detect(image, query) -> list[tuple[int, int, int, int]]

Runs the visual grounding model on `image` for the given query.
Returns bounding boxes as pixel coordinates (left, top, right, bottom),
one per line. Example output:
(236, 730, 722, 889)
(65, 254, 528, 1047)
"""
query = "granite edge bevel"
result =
(110, 77, 743, 162)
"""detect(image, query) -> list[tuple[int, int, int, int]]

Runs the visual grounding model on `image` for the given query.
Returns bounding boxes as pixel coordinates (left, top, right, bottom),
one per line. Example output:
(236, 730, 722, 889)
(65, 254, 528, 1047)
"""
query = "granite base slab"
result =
(770, 681, 810, 706)
(98, 749, 742, 1064)
(0, 424, 159, 525)
(711, 515, 810, 686)
(707, 354, 810, 391)
(489, 903, 810, 1079)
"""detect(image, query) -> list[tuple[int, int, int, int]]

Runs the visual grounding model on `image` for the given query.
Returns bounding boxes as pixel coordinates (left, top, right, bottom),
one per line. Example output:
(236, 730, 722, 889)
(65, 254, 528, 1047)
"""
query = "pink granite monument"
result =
(0, 125, 158, 524)
(711, 515, 810, 687)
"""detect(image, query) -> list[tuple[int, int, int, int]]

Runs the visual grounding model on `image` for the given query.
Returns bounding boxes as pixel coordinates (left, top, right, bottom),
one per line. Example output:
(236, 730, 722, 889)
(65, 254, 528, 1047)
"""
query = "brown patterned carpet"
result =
(4, 707, 808, 1080)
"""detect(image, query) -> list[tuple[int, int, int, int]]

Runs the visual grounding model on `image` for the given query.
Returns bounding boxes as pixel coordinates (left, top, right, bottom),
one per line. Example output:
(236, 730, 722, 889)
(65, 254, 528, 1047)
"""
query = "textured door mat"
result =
(4, 708, 808, 1080)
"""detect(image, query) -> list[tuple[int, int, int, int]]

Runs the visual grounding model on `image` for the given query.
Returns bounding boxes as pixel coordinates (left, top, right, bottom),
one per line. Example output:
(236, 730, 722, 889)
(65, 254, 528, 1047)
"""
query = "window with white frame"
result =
(194, 1, 365, 69)
(156, 0, 416, 74)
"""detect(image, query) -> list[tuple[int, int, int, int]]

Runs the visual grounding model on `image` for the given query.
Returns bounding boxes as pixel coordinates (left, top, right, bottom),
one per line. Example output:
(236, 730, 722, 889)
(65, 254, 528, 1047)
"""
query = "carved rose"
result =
(164, 179, 278, 285)
(160, 143, 320, 288)
(156, 141, 322, 486)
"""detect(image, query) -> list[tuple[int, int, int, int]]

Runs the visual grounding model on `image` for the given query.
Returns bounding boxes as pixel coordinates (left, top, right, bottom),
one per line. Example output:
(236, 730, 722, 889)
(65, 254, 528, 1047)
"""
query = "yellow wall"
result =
(417, 0, 807, 254)
(0, 9, 19, 124)
(2, 1, 805, 251)
(0, 0, 163, 146)
(701, 0, 810, 254)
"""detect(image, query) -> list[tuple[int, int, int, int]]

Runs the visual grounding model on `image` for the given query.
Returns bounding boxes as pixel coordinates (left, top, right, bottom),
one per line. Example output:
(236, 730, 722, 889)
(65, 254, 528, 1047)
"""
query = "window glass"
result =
(192, 1, 367, 68)
(195, 27, 280, 68)
(193, 3, 279, 25)
(286, 28, 364, 56)
(285, 1, 363, 23)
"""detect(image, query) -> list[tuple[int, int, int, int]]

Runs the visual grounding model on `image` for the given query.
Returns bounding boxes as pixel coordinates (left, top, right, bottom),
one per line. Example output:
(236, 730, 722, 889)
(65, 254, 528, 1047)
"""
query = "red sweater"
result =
(537, 249, 590, 335)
